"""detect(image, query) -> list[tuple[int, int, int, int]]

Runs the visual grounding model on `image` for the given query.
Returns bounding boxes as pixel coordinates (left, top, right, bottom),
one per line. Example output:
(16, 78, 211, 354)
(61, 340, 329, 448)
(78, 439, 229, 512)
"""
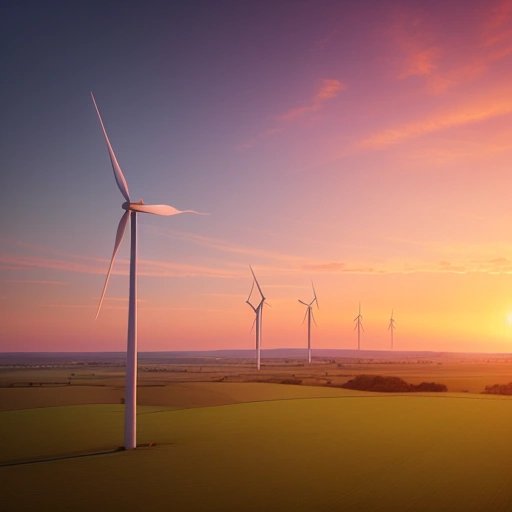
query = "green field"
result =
(2, 383, 512, 511)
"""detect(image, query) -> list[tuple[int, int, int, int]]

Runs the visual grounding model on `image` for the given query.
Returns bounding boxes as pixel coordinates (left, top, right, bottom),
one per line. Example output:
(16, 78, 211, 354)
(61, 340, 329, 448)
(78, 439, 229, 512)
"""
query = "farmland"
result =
(1, 351, 512, 511)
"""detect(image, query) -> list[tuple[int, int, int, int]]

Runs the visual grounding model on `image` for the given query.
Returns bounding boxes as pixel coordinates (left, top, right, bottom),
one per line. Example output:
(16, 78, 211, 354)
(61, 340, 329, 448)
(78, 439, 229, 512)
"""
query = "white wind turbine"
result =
(354, 302, 364, 350)
(92, 92, 202, 450)
(298, 283, 319, 364)
(246, 266, 266, 370)
(388, 309, 396, 350)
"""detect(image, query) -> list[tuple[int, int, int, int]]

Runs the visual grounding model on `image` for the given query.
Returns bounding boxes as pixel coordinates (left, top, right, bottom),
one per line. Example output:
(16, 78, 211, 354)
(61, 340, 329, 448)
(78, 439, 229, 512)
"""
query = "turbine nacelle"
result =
(122, 200, 143, 211)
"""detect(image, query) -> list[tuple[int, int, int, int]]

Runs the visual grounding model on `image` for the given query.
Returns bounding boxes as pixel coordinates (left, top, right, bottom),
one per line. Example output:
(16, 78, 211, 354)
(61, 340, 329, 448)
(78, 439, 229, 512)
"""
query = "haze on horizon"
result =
(2, 0, 512, 353)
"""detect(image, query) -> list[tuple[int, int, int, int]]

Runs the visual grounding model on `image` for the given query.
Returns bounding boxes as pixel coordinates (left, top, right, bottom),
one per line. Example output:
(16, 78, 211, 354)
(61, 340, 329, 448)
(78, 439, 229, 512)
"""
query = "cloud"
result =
(481, 0, 512, 62)
(360, 95, 512, 149)
(393, 23, 480, 95)
(0, 255, 105, 275)
(148, 228, 512, 278)
(240, 78, 345, 148)
(472, 256, 512, 273)
(391, 3, 512, 95)
(0, 252, 238, 279)
(399, 47, 440, 79)
(152, 227, 306, 265)
(5, 279, 68, 286)
(390, 10, 442, 81)
(484, 0, 512, 34)
(277, 79, 345, 122)
(302, 261, 378, 273)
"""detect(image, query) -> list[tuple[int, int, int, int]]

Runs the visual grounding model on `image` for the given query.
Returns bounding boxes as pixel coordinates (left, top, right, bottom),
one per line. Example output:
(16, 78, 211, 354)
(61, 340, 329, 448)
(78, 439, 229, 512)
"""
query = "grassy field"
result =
(1, 386, 512, 511)
(1, 354, 512, 510)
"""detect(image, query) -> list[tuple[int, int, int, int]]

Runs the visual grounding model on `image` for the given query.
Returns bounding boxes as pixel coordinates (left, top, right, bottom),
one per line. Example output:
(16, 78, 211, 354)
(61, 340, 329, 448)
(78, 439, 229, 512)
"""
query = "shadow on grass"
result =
(0, 442, 160, 467)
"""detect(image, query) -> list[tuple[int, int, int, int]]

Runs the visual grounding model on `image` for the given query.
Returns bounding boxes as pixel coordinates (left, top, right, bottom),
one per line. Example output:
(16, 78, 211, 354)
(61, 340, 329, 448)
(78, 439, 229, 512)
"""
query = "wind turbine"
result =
(246, 266, 266, 370)
(388, 309, 396, 350)
(91, 92, 202, 450)
(354, 302, 364, 350)
(298, 282, 319, 364)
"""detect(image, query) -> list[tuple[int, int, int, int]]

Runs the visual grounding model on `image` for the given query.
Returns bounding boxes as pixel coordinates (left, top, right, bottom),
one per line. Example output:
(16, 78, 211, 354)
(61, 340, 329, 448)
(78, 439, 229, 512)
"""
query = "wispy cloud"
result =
(399, 47, 440, 79)
(0, 255, 106, 275)
(483, 0, 512, 43)
(151, 227, 306, 265)
(0, 253, 238, 279)
(41, 303, 95, 309)
(391, 2, 512, 95)
(277, 79, 345, 122)
(302, 261, 379, 273)
(240, 78, 345, 149)
(149, 228, 512, 277)
(5, 279, 68, 286)
(43, 296, 146, 310)
(5, 234, 512, 289)
(301, 258, 512, 276)
(360, 95, 512, 149)
(391, 10, 442, 81)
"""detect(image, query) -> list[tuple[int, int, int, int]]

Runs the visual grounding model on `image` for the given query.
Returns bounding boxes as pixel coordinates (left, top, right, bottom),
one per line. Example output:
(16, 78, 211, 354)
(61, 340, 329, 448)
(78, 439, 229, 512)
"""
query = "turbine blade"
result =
(311, 309, 317, 327)
(90, 92, 131, 202)
(249, 265, 265, 299)
(247, 281, 255, 302)
(129, 203, 207, 216)
(298, 299, 308, 306)
(302, 309, 308, 325)
(246, 301, 257, 313)
(312, 282, 319, 309)
(95, 210, 130, 319)
(250, 315, 257, 333)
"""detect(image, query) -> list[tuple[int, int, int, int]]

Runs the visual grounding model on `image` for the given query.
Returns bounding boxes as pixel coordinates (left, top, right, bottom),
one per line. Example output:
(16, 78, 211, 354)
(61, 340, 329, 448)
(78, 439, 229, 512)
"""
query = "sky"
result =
(2, 0, 512, 353)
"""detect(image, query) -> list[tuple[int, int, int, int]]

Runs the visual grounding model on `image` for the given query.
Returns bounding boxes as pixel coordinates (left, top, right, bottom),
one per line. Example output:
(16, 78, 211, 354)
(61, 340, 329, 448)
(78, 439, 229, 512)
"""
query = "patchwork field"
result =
(2, 350, 512, 412)
(1, 352, 512, 511)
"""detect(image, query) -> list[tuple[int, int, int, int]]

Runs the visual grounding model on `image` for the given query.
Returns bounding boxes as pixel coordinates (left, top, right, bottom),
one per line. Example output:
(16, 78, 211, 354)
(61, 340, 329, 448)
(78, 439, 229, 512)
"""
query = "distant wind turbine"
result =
(388, 309, 396, 350)
(354, 302, 364, 350)
(91, 92, 203, 450)
(246, 266, 266, 370)
(298, 282, 319, 364)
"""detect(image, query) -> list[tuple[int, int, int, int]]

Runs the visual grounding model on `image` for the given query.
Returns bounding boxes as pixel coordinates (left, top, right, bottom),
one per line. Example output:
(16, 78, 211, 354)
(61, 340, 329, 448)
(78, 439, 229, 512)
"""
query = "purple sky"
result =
(3, 1, 512, 352)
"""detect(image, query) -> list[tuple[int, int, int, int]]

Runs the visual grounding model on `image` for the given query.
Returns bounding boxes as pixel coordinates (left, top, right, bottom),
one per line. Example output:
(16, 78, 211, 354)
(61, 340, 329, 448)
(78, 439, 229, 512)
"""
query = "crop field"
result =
(2, 391, 512, 511)
(1, 353, 512, 511)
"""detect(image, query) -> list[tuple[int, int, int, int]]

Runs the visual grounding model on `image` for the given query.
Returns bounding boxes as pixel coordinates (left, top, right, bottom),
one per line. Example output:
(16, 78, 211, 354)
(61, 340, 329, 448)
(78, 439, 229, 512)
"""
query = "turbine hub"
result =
(122, 200, 145, 211)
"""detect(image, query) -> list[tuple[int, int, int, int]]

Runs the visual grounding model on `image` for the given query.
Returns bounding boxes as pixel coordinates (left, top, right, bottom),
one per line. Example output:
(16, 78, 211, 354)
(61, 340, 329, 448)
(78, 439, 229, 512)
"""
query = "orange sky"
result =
(3, 1, 512, 352)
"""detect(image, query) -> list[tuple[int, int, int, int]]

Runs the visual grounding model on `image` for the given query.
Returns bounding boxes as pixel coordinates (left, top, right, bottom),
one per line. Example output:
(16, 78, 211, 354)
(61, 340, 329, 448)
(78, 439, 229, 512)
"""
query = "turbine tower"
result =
(298, 282, 319, 364)
(246, 266, 266, 370)
(354, 302, 364, 350)
(388, 309, 395, 350)
(92, 93, 202, 450)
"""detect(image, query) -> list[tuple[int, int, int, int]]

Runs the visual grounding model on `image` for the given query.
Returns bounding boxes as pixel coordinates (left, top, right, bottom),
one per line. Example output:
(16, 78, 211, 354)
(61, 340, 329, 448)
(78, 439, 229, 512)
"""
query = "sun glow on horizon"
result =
(3, 1, 512, 353)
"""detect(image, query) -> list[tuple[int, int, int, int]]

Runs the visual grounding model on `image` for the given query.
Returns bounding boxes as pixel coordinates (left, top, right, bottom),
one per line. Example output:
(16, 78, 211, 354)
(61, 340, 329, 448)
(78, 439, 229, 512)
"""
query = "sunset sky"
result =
(3, 0, 512, 352)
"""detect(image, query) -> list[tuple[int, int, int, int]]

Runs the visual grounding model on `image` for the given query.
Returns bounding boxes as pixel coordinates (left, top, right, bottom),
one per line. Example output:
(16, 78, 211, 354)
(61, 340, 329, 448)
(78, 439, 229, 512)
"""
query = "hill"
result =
(2, 386, 512, 511)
